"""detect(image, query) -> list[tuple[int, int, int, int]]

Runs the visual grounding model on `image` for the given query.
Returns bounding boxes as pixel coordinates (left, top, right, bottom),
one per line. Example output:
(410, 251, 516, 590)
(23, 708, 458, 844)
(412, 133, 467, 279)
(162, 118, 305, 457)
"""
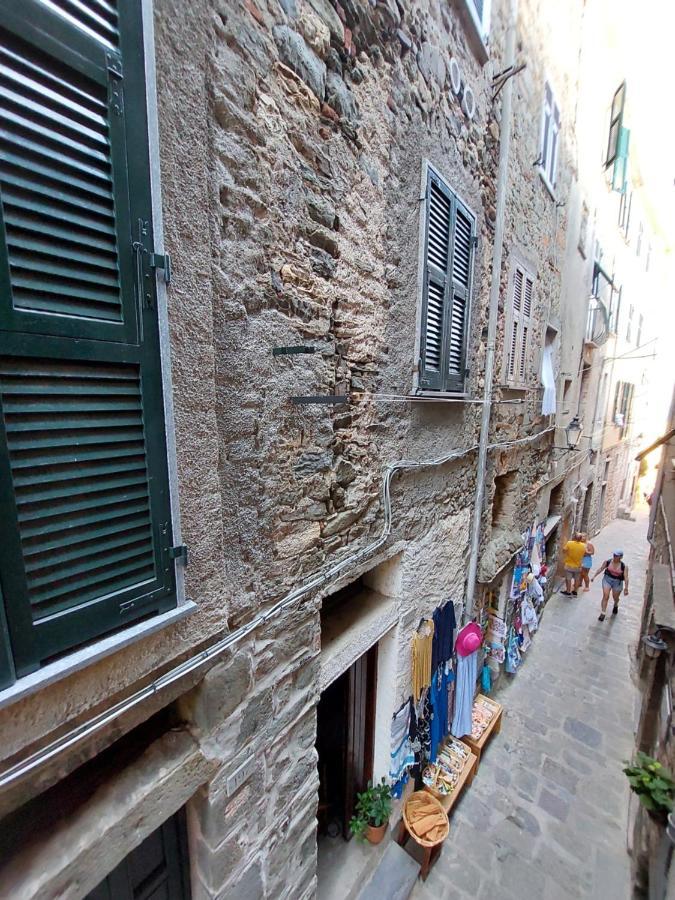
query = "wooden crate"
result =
(460, 694, 503, 768)
(423, 743, 478, 814)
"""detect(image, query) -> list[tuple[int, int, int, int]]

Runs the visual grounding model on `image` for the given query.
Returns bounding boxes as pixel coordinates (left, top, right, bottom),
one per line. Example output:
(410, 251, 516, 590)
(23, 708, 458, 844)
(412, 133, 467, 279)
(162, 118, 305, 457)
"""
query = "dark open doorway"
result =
(316, 644, 378, 840)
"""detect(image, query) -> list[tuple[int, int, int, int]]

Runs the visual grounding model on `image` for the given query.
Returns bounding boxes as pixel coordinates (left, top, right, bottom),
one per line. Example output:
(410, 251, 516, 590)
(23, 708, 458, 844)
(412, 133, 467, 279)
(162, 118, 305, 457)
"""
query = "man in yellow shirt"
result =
(561, 532, 587, 596)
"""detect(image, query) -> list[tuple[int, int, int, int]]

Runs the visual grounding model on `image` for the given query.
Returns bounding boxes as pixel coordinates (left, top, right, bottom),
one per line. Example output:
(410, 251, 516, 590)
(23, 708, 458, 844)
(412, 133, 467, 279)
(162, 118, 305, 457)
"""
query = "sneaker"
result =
(612, 604, 619, 616)
(598, 613, 606, 622)
(572, 591, 578, 596)
(560, 591, 571, 596)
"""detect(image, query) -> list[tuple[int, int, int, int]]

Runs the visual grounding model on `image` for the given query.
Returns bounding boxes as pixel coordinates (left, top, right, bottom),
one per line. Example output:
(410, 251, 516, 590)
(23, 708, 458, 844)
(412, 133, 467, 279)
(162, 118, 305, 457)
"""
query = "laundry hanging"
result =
(431, 601, 457, 672)
(429, 665, 450, 763)
(390, 698, 415, 796)
(541, 343, 556, 415)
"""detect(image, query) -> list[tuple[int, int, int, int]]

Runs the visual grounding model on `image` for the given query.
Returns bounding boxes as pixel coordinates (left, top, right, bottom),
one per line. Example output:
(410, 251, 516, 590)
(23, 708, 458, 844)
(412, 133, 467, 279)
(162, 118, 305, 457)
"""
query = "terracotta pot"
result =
(366, 823, 387, 844)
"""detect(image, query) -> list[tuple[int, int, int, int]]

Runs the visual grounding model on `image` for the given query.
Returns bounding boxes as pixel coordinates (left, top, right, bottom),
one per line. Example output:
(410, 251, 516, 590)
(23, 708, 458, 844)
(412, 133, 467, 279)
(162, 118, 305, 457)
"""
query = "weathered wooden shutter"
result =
(0, 0, 176, 682)
(446, 199, 473, 392)
(605, 82, 626, 168)
(419, 172, 452, 391)
(506, 266, 533, 385)
(419, 169, 474, 393)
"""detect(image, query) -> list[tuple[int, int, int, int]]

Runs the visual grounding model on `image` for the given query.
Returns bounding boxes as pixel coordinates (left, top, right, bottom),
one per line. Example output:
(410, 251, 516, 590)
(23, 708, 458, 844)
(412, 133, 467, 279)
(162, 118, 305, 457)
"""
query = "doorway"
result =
(316, 645, 378, 840)
(86, 807, 191, 899)
(581, 484, 594, 533)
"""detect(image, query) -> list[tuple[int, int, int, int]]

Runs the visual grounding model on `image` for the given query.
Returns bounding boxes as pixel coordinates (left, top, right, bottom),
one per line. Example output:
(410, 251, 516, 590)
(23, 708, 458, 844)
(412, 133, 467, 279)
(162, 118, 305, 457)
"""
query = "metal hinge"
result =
(169, 544, 188, 566)
(471, 235, 479, 248)
(150, 253, 172, 285)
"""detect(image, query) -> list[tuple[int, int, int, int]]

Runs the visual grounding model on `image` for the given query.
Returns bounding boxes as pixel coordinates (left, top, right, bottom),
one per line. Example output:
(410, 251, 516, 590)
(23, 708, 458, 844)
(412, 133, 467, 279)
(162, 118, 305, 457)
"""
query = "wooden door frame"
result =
(342, 643, 378, 838)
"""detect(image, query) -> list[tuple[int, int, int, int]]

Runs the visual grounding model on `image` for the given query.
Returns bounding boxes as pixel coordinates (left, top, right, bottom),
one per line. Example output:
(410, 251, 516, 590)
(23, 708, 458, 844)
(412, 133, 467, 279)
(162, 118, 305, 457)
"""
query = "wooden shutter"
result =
(506, 266, 533, 386)
(419, 169, 474, 393)
(0, 0, 176, 681)
(447, 199, 473, 392)
(605, 82, 626, 168)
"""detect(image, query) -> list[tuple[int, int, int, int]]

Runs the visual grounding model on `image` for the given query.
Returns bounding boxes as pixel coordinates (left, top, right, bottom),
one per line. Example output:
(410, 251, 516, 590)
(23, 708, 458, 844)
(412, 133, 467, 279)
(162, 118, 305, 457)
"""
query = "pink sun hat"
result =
(455, 622, 482, 657)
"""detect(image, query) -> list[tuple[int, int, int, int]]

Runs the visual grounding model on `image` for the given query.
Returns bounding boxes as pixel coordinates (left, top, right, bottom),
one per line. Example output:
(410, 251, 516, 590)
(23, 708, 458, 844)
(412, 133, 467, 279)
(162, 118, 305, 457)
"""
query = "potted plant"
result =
(623, 752, 675, 823)
(349, 779, 392, 844)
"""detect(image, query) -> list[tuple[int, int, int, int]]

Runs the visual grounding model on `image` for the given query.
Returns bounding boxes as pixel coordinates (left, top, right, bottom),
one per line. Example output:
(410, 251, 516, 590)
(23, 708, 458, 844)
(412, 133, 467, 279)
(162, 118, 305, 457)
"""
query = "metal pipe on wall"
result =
(464, 0, 519, 622)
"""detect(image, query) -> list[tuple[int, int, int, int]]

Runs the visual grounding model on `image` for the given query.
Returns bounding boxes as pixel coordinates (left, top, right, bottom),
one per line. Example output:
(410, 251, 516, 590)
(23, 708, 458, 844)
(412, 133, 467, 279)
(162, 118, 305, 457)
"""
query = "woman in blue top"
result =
(579, 533, 595, 592)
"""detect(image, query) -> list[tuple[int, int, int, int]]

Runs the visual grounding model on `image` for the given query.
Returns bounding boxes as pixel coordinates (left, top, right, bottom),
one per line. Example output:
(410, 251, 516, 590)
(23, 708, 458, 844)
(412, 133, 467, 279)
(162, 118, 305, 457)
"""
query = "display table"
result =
(460, 694, 502, 769)
(422, 738, 478, 814)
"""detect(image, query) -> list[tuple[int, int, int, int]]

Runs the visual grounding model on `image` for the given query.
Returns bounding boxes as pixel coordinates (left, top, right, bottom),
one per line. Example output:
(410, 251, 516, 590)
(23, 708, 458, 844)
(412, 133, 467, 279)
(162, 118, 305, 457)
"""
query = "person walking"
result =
(561, 532, 587, 596)
(579, 533, 595, 592)
(591, 550, 629, 621)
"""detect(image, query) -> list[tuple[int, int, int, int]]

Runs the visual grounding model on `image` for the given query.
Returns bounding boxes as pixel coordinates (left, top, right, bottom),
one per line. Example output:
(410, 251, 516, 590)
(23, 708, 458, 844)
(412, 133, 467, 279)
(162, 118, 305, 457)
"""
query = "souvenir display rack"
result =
(460, 693, 502, 768)
(421, 736, 477, 813)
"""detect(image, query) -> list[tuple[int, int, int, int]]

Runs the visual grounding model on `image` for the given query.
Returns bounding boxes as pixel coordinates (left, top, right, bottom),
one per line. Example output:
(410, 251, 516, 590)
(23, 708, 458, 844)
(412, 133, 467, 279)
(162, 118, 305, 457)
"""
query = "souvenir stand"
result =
(460, 693, 503, 769)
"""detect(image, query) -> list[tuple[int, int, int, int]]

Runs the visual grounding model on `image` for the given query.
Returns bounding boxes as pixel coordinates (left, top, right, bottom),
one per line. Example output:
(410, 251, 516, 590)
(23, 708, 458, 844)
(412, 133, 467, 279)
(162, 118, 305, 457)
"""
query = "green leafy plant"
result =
(349, 779, 392, 841)
(623, 752, 675, 816)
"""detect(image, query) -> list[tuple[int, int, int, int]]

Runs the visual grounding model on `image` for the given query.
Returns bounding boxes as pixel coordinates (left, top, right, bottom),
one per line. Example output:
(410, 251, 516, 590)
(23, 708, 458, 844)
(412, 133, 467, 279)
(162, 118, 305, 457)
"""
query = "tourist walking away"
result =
(592, 550, 630, 622)
(561, 532, 587, 596)
(579, 533, 595, 592)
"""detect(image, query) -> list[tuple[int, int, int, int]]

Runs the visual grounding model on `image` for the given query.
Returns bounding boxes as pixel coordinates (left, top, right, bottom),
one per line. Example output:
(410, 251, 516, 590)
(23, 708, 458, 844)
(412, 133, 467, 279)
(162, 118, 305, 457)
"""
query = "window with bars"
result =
(503, 263, 534, 387)
(0, 0, 177, 689)
(539, 83, 560, 193)
(418, 166, 476, 393)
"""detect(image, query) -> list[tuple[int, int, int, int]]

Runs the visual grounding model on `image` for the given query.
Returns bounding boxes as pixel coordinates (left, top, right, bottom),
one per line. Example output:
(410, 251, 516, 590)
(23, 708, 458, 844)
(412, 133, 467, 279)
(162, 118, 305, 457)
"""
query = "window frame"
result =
(605, 82, 626, 169)
(538, 81, 561, 197)
(414, 161, 477, 396)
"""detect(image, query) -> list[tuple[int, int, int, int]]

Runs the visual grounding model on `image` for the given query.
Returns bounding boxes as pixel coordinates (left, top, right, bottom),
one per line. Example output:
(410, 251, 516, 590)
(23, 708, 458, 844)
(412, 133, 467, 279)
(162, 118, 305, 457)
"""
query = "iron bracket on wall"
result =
(150, 253, 172, 285)
(169, 544, 188, 566)
(272, 346, 316, 356)
(291, 396, 349, 405)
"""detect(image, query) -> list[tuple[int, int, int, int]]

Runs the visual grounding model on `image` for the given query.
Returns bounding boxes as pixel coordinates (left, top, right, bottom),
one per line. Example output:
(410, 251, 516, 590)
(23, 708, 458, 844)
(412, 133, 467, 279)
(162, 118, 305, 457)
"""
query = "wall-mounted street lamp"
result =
(551, 416, 584, 455)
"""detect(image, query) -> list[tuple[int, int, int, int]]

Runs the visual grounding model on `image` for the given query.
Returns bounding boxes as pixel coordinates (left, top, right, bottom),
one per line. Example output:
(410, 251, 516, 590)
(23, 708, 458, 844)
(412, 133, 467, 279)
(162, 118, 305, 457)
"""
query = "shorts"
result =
(581, 556, 593, 569)
(565, 567, 580, 578)
(603, 574, 623, 593)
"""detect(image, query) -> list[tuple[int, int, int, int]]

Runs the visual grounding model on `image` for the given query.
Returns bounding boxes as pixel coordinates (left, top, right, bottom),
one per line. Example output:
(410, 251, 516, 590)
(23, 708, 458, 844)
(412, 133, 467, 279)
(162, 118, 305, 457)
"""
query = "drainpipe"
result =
(464, 0, 519, 622)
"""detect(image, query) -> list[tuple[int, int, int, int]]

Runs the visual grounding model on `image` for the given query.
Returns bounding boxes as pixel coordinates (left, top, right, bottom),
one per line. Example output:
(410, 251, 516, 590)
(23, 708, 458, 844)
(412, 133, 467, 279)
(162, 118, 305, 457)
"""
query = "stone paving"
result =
(412, 509, 650, 900)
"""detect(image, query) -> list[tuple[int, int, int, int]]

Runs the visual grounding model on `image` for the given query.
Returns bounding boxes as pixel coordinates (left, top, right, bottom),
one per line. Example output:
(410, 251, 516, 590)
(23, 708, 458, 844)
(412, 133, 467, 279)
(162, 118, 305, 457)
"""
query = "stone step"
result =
(356, 840, 420, 900)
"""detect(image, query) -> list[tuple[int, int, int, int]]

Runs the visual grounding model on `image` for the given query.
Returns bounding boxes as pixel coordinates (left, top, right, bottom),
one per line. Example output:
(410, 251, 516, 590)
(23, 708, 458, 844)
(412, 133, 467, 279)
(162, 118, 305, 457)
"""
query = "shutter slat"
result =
(28, 540, 152, 591)
(22, 510, 151, 557)
(508, 319, 518, 378)
(38, 0, 120, 49)
(3, 208, 116, 252)
(9, 251, 120, 287)
(2, 188, 117, 237)
(1, 147, 114, 200)
(519, 325, 528, 381)
(17, 483, 149, 523)
(0, 60, 108, 129)
(424, 281, 444, 371)
(14, 457, 147, 489)
(452, 210, 472, 288)
(1, 106, 111, 168)
(513, 268, 523, 312)
(1, 169, 114, 219)
(11, 443, 144, 469)
(19, 496, 151, 539)
(30, 557, 155, 615)
(523, 276, 533, 318)
(6, 233, 117, 271)
(24, 523, 150, 572)
(448, 293, 466, 374)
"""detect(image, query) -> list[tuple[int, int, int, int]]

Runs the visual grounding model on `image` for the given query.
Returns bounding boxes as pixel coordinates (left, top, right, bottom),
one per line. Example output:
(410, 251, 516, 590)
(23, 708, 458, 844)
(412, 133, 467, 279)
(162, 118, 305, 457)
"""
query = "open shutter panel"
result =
(518, 273, 533, 382)
(446, 200, 473, 392)
(507, 268, 523, 381)
(0, 0, 176, 680)
(419, 173, 452, 391)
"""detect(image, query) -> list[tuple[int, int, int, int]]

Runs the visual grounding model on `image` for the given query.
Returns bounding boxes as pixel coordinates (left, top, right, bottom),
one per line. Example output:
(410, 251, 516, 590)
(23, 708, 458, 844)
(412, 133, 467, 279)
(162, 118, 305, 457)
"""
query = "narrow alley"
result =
(413, 510, 650, 900)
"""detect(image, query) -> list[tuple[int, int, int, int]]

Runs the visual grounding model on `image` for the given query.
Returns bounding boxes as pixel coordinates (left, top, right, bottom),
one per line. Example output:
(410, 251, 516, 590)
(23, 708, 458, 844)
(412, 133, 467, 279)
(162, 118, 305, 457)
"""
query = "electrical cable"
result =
(0, 425, 554, 789)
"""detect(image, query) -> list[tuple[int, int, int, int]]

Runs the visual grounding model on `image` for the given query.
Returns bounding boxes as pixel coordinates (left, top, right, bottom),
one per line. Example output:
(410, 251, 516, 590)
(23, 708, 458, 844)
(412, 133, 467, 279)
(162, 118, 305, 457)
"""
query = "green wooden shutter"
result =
(0, 0, 176, 682)
(446, 197, 474, 393)
(605, 82, 626, 168)
(419, 171, 453, 391)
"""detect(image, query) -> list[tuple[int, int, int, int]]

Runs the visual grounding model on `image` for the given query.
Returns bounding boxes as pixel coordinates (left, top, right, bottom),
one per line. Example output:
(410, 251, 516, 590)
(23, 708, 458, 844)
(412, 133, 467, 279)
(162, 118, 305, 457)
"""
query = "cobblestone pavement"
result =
(412, 509, 650, 900)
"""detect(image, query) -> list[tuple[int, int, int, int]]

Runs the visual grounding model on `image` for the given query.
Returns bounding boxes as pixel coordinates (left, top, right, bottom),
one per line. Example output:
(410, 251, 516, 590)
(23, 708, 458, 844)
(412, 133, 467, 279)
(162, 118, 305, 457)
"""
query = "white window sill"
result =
(539, 169, 557, 201)
(413, 390, 469, 401)
(0, 601, 197, 711)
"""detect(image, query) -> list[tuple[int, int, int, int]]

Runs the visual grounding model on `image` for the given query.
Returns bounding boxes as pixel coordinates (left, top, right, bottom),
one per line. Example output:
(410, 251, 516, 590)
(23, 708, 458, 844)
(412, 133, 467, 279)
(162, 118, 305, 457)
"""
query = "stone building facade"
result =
(0, 0, 664, 898)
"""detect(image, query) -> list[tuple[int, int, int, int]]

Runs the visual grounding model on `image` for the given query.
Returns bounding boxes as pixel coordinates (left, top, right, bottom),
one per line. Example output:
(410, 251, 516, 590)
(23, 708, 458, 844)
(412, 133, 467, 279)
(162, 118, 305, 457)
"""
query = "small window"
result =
(626, 304, 634, 343)
(618, 190, 632, 239)
(418, 166, 476, 393)
(612, 382, 634, 439)
(539, 82, 561, 193)
(504, 263, 534, 387)
(605, 82, 626, 168)
(636, 314, 644, 347)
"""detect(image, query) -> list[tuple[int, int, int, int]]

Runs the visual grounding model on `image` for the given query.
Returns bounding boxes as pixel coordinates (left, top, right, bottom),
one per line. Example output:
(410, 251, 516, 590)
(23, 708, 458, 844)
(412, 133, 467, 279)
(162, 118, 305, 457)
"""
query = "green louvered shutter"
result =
(419, 170, 475, 393)
(0, 0, 176, 682)
(419, 171, 452, 391)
